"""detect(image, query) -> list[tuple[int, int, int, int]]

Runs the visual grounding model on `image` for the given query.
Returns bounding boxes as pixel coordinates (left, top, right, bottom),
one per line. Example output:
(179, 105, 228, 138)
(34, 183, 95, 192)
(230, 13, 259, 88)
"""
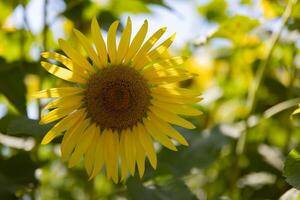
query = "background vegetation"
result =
(0, 0, 300, 199)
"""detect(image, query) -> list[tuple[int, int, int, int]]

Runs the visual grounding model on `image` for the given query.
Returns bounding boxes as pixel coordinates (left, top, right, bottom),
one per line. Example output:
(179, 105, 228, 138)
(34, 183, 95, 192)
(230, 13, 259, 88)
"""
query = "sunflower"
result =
(33, 17, 202, 183)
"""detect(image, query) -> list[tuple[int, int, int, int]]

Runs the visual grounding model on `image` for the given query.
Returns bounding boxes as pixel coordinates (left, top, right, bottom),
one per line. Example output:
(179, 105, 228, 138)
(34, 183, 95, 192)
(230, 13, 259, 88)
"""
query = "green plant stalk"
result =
(37, 0, 48, 119)
(236, 0, 298, 155)
(284, 56, 297, 153)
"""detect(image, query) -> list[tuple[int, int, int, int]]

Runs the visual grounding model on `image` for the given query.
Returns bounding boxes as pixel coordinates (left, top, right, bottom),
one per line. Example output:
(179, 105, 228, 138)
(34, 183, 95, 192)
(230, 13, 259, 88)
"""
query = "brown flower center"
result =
(85, 65, 151, 131)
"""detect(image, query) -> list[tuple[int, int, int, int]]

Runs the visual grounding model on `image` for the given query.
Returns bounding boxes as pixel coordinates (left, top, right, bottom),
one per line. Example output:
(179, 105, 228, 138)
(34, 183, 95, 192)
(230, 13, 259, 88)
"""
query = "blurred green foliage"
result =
(0, 0, 300, 199)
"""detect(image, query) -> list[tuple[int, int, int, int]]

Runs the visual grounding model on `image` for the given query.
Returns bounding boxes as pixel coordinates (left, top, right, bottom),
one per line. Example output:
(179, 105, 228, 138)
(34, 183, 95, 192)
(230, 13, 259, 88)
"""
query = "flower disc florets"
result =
(85, 65, 151, 131)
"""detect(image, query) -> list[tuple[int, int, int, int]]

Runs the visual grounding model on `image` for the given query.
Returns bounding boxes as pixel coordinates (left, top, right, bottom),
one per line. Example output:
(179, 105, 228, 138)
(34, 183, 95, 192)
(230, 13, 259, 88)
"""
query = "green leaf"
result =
(0, 152, 39, 198)
(291, 2, 300, 19)
(198, 0, 228, 22)
(0, 0, 29, 26)
(260, 0, 286, 18)
(288, 18, 300, 31)
(111, 0, 151, 15)
(264, 97, 300, 118)
(283, 148, 300, 189)
(63, 0, 91, 22)
(7, 116, 52, 138)
(127, 177, 197, 200)
(240, 0, 252, 5)
(151, 125, 232, 177)
(140, 0, 171, 10)
(0, 58, 27, 114)
(213, 15, 259, 45)
(96, 11, 121, 31)
(0, 114, 18, 134)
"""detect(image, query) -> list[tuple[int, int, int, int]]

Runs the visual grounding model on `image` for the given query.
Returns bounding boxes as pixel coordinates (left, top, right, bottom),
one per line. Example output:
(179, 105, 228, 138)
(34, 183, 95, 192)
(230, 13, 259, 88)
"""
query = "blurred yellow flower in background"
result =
(260, 0, 284, 19)
(179, 57, 214, 93)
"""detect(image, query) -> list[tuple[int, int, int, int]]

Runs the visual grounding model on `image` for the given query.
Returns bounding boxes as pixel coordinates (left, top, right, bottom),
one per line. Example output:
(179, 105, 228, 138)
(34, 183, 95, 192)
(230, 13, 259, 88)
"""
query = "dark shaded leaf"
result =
(140, 0, 169, 8)
(151, 125, 232, 178)
(127, 177, 197, 200)
(62, 0, 91, 21)
(111, 0, 151, 14)
(198, 0, 228, 22)
(0, 57, 27, 114)
(97, 10, 121, 31)
(213, 15, 259, 45)
(0, 152, 39, 198)
(0, 114, 19, 134)
(283, 148, 300, 189)
(7, 116, 52, 138)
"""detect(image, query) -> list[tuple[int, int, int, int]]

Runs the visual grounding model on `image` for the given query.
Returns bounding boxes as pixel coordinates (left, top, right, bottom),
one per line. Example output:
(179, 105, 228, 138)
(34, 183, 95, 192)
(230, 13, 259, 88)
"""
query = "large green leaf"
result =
(7, 116, 52, 138)
(213, 15, 259, 45)
(151, 125, 232, 178)
(0, 58, 27, 114)
(0, 114, 18, 134)
(127, 177, 197, 200)
(111, 0, 170, 15)
(198, 0, 228, 22)
(0, 0, 29, 26)
(283, 148, 300, 189)
(111, 0, 151, 14)
(0, 152, 39, 199)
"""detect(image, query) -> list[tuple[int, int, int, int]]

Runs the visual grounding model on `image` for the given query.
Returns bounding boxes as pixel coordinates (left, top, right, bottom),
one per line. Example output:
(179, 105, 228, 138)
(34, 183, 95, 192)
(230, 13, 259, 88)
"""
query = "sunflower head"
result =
(33, 17, 202, 183)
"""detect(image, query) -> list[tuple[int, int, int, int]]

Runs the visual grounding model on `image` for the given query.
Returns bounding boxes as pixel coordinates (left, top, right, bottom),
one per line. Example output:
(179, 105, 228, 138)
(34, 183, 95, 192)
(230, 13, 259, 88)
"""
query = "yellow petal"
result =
(73, 29, 102, 68)
(148, 112, 188, 146)
(143, 67, 191, 83)
(134, 127, 145, 178)
(137, 122, 157, 169)
(143, 118, 177, 151)
(85, 132, 99, 176)
(116, 17, 132, 64)
(107, 21, 119, 65)
(151, 99, 202, 116)
(61, 118, 90, 161)
(135, 33, 176, 69)
(101, 129, 110, 179)
(152, 92, 201, 104)
(152, 86, 200, 98)
(110, 131, 120, 183)
(142, 57, 186, 74)
(147, 33, 176, 59)
(120, 131, 129, 180)
(68, 124, 96, 167)
(41, 52, 79, 73)
(149, 106, 195, 129)
(124, 20, 148, 64)
(44, 95, 83, 109)
(58, 39, 94, 73)
(124, 128, 136, 176)
(41, 52, 70, 67)
(41, 109, 85, 144)
(91, 17, 108, 67)
(292, 108, 300, 116)
(40, 105, 80, 125)
(132, 27, 166, 68)
(146, 73, 192, 84)
(156, 56, 186, 67)
(90, 127, 105, 179)
(102, 129, 119, 182)
(41, 62, 87, 84)
(32, 87, 84, 99)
